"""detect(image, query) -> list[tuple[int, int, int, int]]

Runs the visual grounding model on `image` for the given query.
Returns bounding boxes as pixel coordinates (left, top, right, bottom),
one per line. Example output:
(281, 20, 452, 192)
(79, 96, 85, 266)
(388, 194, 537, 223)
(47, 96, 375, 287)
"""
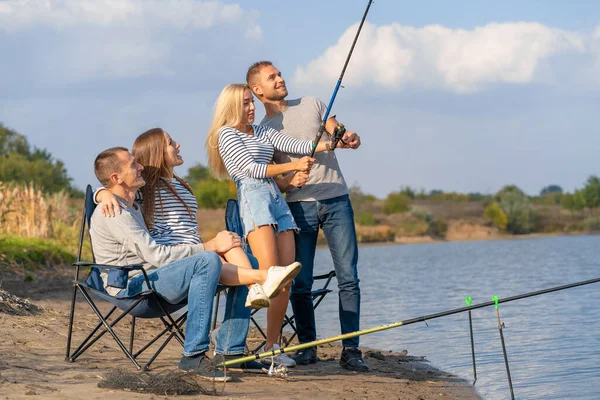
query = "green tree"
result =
(573, 190, 586, 211)
(185, 162, 236, 209)
(495, 185, 536, 234)
(582, 175, 600, 212)
(0, 123, 29, 155)
(0, 123, 79, 195)
(560, 193, 575, 213)
(484, 201, 508, 231)
(191, 179, 236, 209)
(383, 192, 411, 214)
(540, 185, 563, 196)
(400, 186, 416, 200)
(355, 211, 377, 226)
(185, 164, 211, 183)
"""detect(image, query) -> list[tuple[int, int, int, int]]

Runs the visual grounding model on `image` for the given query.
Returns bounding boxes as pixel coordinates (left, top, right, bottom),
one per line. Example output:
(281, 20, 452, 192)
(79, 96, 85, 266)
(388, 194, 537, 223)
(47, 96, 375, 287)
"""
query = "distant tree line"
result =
(0, 123, 81, 196)
(349, 177, 600, 236)
(4, 121, 600, 233)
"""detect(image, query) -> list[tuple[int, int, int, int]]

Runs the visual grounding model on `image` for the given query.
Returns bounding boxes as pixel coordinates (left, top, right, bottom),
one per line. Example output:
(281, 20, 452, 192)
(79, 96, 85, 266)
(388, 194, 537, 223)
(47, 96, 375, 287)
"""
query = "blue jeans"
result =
(214, 254, 259, 355)
(287, 194, 361, 348)
(119, 251, 252, 356)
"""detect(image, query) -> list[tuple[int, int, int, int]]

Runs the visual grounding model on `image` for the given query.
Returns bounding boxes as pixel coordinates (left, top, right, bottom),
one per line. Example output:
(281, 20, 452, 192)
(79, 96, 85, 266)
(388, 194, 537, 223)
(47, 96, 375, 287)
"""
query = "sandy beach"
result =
(0, 268, 480, 399)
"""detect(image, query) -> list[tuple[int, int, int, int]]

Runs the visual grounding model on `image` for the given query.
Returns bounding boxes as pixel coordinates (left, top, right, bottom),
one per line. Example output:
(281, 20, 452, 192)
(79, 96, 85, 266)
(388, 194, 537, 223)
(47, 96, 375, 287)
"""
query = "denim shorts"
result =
(236, 177, 297, 238)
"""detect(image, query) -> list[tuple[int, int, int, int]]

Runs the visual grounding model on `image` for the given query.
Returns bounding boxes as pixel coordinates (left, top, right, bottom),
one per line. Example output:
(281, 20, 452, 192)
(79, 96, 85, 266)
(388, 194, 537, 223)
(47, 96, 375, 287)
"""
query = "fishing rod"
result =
(465, 296, 477, 384)
(492, 296, 515, 400)
(309, 0, 374, 157)
(217, 275, 600, 368)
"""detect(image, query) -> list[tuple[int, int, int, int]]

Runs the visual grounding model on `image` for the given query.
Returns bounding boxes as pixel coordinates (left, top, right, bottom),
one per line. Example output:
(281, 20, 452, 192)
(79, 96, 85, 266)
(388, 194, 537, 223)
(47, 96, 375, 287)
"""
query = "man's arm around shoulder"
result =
(103, 207, 205, 267)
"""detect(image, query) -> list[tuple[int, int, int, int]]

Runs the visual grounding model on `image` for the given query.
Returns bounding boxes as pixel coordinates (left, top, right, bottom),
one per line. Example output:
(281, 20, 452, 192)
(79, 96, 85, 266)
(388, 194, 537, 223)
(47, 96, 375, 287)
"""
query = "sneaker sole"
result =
(245, 298, 270, 309)
(339, 361, 370, 372)
(295, 357, 318, 365)
(265, 262, 302, 299)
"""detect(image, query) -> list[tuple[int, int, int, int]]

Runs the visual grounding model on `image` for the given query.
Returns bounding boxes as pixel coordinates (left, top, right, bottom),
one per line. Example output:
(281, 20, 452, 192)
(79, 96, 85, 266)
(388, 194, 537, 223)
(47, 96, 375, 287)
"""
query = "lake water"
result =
(270, 235, 600, 399)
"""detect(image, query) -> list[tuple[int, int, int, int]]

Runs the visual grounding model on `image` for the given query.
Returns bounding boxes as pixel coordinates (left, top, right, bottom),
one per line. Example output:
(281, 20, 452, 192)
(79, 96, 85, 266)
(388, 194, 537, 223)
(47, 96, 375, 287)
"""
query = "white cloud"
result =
(293, 22, 586, 93)
(0, 0, 254, 31)
(0, 0, 262, 82)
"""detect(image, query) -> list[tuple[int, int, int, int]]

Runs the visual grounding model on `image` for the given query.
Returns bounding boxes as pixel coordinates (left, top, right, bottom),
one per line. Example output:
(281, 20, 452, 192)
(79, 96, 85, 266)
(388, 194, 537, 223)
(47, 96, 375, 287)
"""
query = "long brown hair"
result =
(132, 128, 194, 227)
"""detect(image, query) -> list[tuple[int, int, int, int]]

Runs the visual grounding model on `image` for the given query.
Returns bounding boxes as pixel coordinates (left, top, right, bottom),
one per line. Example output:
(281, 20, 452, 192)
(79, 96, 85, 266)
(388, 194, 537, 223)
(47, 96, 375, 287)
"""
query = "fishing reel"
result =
(267, 363, 288, 378)
(330, 124, 347, 150)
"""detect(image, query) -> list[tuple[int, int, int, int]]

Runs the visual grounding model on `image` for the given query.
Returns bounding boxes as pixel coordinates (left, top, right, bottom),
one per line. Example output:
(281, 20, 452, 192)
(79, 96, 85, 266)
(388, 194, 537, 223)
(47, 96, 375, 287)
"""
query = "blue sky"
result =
(1, 0, 599, 197)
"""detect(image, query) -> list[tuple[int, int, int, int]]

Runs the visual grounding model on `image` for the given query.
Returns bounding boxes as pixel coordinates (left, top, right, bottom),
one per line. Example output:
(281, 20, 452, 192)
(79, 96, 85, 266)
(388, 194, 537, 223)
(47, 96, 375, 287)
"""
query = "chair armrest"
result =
(73, 261, 144, 271)
(73, 262, 151, 289)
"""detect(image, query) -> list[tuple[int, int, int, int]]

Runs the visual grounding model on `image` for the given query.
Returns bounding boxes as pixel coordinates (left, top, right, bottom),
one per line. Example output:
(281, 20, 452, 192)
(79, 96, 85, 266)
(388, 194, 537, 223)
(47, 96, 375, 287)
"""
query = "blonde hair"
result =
(205, 83, 249, 180)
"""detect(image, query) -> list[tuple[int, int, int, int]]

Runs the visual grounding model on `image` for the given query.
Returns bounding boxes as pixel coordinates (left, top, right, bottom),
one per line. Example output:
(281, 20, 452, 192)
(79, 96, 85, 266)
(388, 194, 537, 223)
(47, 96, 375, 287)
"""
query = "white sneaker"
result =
(259, 343, 296, 368)
(245, 284, 270, 309)
(262, 262, 302, 299)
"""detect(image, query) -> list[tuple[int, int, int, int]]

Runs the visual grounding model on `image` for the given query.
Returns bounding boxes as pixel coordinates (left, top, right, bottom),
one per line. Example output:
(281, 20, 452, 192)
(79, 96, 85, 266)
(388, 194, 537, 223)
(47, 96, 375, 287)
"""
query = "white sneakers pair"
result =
(245, 262, 302, 309)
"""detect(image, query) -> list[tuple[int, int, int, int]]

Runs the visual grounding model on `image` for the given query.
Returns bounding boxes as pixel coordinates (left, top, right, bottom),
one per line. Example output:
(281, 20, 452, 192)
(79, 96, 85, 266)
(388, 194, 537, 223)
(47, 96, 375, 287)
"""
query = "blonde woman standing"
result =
(206, 84, 344, 367)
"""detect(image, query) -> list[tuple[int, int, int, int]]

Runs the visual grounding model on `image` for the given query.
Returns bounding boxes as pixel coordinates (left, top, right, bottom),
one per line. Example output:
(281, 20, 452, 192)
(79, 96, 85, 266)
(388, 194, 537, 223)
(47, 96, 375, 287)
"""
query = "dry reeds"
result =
(0, 181, 71, 238)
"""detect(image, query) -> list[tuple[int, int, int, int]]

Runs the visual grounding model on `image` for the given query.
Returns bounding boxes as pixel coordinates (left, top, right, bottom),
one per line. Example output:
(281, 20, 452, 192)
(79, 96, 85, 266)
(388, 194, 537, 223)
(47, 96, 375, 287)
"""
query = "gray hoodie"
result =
(89, 194, 205, 295)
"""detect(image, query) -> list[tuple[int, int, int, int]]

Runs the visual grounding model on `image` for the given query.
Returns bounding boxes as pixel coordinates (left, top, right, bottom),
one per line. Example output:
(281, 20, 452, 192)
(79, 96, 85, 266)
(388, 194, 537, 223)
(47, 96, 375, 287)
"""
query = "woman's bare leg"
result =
(222, 246, 253, 269)
(218, 262, 268, 286)
(268, 230, 295, 347)
(247, 225, 282, 350)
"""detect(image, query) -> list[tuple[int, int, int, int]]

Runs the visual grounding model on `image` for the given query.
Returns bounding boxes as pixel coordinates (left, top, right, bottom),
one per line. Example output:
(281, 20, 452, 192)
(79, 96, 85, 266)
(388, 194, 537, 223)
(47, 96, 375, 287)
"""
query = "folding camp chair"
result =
(219, 199, 336, 352)
(65, 185, 188, 370)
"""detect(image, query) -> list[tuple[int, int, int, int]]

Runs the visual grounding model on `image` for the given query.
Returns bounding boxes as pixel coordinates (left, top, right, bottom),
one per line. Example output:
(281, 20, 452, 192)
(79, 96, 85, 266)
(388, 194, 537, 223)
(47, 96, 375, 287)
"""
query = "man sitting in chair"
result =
(90, 147, 295, 380)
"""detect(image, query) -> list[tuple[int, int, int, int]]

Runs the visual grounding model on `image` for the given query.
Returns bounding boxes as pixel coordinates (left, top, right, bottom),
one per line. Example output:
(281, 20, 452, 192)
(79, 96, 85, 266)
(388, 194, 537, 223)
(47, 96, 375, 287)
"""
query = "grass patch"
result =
(0, 234, 77, 270)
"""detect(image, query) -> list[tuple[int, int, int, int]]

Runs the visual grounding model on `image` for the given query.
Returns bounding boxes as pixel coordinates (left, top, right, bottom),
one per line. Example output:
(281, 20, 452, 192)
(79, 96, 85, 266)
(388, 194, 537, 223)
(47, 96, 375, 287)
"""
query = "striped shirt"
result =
(218, 124, 314, 183)
(94, 179, 201, 246)
(145, 178, 202, 246)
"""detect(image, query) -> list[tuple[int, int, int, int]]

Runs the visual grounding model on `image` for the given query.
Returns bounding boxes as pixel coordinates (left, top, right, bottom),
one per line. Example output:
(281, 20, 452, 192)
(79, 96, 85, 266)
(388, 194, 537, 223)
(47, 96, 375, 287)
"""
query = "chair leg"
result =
(211, 291, 221, 331)
(282, 314, 299, 346)
(70, 305, 118, 361)
(65, 285, 79, 361)
(77, 288, 143, 369)
(250, 310, 268, 353)
(129, 316, 136, 354)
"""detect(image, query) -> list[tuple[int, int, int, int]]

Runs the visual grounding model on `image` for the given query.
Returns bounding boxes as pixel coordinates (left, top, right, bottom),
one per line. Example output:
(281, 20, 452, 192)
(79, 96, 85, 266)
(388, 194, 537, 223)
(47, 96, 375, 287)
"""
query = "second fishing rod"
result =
(218, 275, 600, 368)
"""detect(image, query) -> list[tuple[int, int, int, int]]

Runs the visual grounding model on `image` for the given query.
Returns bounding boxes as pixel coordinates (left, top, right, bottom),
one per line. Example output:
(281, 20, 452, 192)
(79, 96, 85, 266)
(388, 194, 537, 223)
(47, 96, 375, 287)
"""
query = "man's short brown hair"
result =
(246, 60, 272, 85)
(94, 147, 129, 188)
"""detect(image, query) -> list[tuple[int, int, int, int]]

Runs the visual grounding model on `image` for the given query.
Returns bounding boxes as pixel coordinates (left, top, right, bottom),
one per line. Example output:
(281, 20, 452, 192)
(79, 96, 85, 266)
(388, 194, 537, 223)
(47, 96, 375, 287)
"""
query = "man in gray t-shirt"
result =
(247, 61, 368, 372)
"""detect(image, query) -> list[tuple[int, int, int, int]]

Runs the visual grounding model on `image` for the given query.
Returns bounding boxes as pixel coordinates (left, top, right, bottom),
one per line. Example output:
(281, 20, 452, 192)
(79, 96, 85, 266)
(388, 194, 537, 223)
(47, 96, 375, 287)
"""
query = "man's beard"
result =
(266, 88, 288, 101)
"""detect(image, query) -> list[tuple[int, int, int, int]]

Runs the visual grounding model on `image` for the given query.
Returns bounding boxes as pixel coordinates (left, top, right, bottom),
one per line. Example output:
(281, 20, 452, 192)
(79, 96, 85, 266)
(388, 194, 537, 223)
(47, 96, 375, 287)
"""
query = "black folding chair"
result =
(65, 185, 188, 370)
(220, 199, 336, 352)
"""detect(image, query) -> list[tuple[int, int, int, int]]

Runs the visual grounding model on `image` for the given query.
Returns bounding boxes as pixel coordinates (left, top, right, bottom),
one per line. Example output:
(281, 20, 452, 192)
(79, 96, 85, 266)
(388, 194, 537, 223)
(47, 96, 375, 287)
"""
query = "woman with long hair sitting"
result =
(95, 128, 299, 309)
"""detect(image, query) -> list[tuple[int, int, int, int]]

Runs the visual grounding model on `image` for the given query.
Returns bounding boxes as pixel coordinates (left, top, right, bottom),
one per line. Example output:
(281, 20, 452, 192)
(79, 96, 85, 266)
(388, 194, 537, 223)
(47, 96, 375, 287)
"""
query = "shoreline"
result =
(0, 271, 481, 400)
(345, 230, 597, 248)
